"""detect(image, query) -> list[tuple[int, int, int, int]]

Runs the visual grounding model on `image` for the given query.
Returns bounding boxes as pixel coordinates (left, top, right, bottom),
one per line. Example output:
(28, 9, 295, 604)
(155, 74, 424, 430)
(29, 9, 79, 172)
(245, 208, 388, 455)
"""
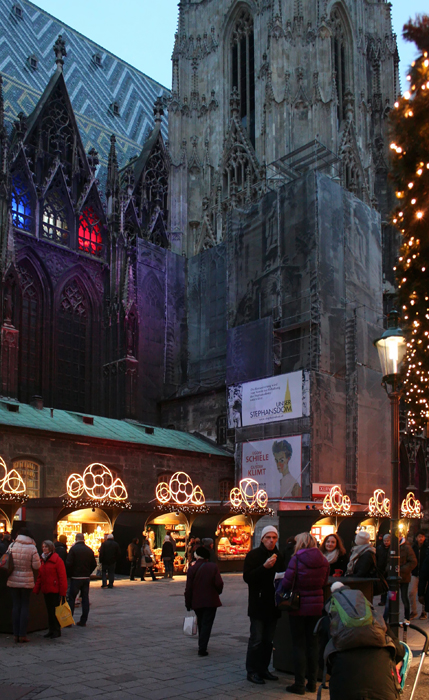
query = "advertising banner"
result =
(227, 371, 306, 428)
(241, 435, 303, 499)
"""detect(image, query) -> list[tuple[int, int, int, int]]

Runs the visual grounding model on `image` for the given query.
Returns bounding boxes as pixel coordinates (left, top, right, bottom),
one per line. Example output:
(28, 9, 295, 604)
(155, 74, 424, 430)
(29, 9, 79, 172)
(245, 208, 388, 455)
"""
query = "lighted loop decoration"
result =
(155, 472, 206, 508)
(368, 489, 391, 518)
(401, 492, 424, 519)
(66, 463, 128, 503)
(0, 456, 7, 490)
(228, 479, 270, 513)
(2, 468, 26, 495)
(320, 486, 353, 516)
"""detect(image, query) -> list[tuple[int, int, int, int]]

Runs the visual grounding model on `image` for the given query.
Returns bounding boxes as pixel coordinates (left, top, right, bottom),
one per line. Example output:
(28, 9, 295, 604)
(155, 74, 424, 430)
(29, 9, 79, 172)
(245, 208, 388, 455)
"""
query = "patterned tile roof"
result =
(0, 400, 232, 457)
(0, 0, 169, 179)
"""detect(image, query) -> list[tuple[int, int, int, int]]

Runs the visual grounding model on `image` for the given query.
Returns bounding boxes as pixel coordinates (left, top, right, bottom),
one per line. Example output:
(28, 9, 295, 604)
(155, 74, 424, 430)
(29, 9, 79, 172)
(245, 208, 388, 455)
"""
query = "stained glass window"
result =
(42, 191, 69, 246)
(231, 9, 255, 146)
(13, 460, 40, 498)
(11, 176, 32, 232)
(18, 265, 42, 403)
(78, 207, 103, 256)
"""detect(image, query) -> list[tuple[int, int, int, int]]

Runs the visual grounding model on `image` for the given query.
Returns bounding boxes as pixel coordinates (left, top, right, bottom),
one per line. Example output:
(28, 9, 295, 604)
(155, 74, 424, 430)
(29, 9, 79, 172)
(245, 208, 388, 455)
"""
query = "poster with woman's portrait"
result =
(241, 435, 302, 499)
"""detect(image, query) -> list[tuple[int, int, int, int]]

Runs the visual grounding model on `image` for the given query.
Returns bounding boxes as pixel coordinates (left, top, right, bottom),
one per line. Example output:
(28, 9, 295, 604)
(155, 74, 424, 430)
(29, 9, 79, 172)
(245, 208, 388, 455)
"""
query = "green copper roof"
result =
(0, 400, 231, 458)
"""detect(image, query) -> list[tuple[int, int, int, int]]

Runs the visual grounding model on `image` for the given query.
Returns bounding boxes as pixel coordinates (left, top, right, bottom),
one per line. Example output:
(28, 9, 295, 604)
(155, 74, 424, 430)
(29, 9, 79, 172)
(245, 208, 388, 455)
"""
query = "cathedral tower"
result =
(168, 0, 399, 258)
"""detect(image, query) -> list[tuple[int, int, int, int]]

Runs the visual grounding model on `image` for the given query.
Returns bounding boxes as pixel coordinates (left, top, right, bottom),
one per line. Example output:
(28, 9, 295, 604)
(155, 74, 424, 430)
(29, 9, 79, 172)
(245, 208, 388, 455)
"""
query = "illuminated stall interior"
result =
(146, 511, 188, 573)
(216, 514, 252, 560)
(57, 508, 111, 553)
(0, 508, 8, 533)
(310, 517, 336, 544)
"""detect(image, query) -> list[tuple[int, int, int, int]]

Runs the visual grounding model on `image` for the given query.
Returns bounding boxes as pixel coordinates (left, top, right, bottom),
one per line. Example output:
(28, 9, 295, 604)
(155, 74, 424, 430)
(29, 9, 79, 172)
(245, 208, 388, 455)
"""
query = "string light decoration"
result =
(63, 463, 131, 509)
(228, 479, 273, 515)
(368, 489, 391, 518)
(155, 472, 208, 513)
(390, 16, 429, 433)
(319, 485, 352, 517)
(401, 491, 424, 519)
(0, 456, 28, 503)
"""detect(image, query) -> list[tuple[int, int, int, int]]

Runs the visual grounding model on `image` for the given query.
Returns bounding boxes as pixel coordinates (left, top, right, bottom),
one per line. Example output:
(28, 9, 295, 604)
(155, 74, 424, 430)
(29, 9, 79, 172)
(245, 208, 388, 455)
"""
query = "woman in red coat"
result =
(34, 540, 68, 639)
(280, 532, 329, 695)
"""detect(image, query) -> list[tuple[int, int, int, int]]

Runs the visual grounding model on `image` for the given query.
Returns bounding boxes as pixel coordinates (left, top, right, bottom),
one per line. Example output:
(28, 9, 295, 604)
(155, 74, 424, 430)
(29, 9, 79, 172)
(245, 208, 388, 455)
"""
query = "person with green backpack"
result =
(320, 582, 407, 700)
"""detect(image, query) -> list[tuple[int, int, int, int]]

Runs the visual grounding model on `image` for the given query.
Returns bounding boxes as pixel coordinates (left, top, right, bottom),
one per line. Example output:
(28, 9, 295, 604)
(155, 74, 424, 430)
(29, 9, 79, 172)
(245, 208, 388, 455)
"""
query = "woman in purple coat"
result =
(280, 532, 329, 695)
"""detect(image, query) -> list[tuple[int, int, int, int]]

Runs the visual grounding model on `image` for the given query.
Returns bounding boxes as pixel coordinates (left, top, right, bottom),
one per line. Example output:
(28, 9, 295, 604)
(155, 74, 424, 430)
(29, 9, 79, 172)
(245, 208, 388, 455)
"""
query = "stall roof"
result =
(0, 400, 232, 458)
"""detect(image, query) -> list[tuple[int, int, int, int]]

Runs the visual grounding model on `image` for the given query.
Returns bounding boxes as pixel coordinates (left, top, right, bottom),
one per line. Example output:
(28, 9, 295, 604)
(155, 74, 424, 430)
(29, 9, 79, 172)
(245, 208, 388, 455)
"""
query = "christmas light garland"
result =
(228, 479, 273, 516)
(319, 485, 353, 517)
(368, 489, 391, 518)
(390, 17, 429, 433)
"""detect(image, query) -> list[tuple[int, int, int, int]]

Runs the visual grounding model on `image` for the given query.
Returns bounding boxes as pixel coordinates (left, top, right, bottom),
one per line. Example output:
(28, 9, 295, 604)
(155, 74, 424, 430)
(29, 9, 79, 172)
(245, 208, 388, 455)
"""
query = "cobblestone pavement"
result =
(0, 574, 428, 700)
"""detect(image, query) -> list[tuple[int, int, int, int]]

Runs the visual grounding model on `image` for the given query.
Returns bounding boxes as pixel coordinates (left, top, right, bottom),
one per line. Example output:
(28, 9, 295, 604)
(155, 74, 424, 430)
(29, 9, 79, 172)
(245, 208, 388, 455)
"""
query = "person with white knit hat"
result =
(346, 530, 377, 577)
(243, 523, 284, 685)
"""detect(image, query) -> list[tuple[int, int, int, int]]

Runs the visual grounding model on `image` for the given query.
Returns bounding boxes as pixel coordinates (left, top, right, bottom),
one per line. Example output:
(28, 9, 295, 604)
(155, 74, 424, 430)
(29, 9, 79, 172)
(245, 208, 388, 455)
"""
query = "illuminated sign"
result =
(66, 463, 128, 502)
(0, 456, 27, 499)
(401, 492, 424, 519)
(319, 485, 352, 516)
(368, 489, 391, 518)
(156, 472, 206, 506)
(229, 478, 270, 512)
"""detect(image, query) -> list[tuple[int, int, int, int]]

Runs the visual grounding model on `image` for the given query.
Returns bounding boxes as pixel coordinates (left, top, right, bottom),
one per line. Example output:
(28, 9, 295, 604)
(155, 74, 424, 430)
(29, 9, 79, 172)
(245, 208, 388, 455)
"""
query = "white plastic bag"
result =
(183, 613, 198, 636)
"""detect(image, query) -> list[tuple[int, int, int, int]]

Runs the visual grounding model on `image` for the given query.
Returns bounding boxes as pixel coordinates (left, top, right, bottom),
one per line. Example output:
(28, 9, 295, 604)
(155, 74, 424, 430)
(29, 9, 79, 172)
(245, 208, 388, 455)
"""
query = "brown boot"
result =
(19, 637, 30, 643)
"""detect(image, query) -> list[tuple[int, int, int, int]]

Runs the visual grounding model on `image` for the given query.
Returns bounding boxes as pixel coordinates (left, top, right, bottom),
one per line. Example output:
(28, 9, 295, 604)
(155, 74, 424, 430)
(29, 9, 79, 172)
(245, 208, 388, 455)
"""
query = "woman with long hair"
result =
(33, 540, 67, 639)
(279, 532, 329, 695)
(320, 533, 348, 576)
(6, 527, 41, 643)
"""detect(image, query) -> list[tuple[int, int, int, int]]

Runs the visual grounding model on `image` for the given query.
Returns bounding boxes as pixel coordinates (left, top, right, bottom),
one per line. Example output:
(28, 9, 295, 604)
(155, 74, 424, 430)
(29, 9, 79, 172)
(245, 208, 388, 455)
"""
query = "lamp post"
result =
(374, 310, 406, 632)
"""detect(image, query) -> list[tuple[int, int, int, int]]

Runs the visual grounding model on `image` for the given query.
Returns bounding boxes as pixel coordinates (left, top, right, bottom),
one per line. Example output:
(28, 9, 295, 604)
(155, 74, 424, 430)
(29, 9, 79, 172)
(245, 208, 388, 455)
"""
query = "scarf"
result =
(346, 543, 375, 575)
(42, 551, 53, 562)
(323, 549, 339, 564)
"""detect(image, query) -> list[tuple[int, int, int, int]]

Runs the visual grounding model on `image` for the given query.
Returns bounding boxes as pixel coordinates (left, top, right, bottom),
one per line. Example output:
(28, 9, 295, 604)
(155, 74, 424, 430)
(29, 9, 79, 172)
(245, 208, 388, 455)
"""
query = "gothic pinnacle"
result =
(53, 35, 67, 71)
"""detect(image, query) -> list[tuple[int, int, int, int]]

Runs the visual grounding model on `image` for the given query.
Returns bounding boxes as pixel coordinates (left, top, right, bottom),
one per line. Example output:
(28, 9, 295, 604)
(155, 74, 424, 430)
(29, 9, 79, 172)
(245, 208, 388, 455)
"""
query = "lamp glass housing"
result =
(374, 328, 406, 380)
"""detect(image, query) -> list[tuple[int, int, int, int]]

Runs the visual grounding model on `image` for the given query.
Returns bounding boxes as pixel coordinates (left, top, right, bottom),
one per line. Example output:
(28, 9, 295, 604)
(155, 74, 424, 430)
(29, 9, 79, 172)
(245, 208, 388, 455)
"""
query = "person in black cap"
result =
(184, 546, 223, 656)
(201, 537, 215, 562)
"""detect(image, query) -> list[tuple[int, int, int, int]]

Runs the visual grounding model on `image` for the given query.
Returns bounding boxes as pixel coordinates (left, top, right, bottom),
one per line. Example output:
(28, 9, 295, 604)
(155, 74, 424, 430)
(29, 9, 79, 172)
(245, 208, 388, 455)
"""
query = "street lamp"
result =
(374, 309, 406, 632)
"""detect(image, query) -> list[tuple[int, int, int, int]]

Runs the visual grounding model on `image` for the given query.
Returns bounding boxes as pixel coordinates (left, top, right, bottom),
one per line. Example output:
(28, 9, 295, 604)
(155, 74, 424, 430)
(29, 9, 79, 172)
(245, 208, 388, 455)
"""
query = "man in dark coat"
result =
(127, 538, 140, 581)
(184, 546, 223, 656)
(0, 531, 11, 556)
(99, 534, 121, 588)
(376, 533, 390, 605)
(66, 533, 97, 626)
(54, 535, 68, 563)
(243, 525, 285, 685)
(410, 530, 428, 619)
(418, 546, 429, 613)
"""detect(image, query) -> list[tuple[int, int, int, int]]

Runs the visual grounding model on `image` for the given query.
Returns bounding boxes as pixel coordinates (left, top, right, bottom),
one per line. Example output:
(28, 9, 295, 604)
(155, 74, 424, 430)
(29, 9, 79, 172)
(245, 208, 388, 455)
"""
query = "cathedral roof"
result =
(0, 0, 169, 178)
(0, 400, 232, 458)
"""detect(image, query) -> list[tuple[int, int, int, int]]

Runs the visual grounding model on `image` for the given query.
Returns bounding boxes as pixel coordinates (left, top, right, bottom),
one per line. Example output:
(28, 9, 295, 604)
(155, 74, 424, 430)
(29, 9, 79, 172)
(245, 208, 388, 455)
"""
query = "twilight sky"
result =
(32, 0, 428, 89)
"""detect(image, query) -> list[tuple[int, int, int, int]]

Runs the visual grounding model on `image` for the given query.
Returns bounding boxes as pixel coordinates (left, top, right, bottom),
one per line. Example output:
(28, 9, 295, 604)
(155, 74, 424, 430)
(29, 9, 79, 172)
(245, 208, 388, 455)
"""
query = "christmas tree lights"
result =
(390, 16, 429, 433)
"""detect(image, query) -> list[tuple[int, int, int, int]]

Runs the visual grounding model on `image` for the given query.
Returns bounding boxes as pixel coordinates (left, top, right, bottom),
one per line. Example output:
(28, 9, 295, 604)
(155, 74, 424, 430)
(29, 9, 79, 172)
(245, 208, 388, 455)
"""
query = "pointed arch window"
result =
(78, 206, 103, 256)
(42, 191, 69, 246)
(56, 279, 90, 412)
(330, 7, 351, 124)
(11, 175, 32, 232)
(231, 9, 255, 146)
(18, 264, 43, 403)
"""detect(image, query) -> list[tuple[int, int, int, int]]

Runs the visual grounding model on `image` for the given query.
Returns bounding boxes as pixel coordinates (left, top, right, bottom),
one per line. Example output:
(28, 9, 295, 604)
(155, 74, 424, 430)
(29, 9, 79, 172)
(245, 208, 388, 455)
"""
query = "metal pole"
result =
(388, 385, 401, 633)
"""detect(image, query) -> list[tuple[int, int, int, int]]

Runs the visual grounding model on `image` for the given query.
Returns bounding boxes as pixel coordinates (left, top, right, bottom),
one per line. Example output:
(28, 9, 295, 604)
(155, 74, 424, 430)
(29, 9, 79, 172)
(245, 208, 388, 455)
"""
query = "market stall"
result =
(145, 511, 189, 574)
(0, 456, 27, 533)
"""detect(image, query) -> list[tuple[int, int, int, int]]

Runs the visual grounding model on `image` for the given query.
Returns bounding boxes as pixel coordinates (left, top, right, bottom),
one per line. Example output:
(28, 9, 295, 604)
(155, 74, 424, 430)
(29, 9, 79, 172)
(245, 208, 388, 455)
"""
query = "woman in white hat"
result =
(346, 530, 377, 577)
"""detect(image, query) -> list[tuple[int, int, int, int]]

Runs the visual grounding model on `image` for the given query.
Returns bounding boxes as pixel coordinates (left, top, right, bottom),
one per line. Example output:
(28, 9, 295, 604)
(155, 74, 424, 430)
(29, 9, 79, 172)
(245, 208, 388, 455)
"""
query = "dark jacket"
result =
(399, 541, 417, 584)
(54, 541, 68, 564)
(326, 553, 349, 577)
(0, 537, 11, 556)
(349, 549, 377, 578)
(127, 542, 140, 561)
(33, 552, 68, 596)
(184, 559, 223, 610)
(281, 548, 329, 617)
(99, 538, 121, 566)
(66, 541, 97, 578)
(376, 543, 390, 576)
(243, 543, 285, 620)
(418, 549, 429, 609)
(412, 540, 428, 577)
(161, 540, 175, 560)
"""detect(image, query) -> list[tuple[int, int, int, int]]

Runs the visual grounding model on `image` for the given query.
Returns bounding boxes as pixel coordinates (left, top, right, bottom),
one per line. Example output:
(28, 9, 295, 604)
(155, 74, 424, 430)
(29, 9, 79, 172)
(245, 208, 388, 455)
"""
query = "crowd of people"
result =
(1, 524, 429, 697)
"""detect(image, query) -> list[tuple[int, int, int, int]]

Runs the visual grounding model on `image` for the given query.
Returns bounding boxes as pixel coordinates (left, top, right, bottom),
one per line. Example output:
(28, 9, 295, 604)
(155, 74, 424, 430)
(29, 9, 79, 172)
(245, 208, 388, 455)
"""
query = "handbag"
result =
(275, 557, 300, 612)
(144, 555, 153, 564)
(55, 597, 75, 628)
(183, 612, 198, 636)
(0, 543, 14, 577)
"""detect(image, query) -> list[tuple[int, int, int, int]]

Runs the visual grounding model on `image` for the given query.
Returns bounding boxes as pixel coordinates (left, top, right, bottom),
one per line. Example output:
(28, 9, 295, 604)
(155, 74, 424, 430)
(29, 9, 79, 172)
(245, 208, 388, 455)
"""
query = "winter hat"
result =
(331, 582, 345, 594)
(355, 530, 370, 546)
(195, 546, 210, 560)
(260, 526, 279, 541)
(383, 534, 391, 543)
(107, 533, 114, 539)
(202, 538, 214, 546)
(58, 535, 67, 545)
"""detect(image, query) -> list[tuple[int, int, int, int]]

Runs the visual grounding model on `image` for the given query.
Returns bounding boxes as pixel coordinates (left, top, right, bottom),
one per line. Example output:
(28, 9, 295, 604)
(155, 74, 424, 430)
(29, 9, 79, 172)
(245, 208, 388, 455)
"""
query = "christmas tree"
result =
(390, 15, 429, 433)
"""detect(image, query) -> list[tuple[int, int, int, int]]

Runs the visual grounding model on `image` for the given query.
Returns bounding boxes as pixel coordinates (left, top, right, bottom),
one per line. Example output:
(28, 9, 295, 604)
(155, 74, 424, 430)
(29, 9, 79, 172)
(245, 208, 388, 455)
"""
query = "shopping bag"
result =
(183, 613, 198, 636)
(55, 597, 75, 628)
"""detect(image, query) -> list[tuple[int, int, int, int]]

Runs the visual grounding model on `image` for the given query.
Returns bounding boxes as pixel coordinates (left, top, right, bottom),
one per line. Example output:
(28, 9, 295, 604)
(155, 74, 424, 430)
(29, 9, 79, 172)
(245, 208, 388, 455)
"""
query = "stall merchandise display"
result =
(57, 520, 109, 553)
(311, 523, 335, 544)
(217, 523, 251, 560)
